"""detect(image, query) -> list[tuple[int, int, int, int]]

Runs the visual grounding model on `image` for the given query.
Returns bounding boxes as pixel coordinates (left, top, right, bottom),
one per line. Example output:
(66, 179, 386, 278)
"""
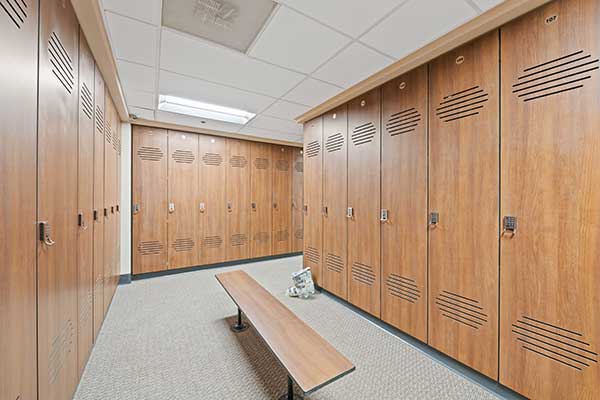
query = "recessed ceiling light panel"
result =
(158, 95, 256, 125)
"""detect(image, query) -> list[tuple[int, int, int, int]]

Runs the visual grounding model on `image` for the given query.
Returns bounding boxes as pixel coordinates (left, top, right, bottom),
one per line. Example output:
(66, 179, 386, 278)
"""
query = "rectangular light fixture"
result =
(158, 95, 256, 125)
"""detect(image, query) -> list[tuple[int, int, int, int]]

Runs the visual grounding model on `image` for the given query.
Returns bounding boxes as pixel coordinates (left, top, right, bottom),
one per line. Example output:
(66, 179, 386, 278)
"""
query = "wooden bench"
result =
(216, 270, 355, 399)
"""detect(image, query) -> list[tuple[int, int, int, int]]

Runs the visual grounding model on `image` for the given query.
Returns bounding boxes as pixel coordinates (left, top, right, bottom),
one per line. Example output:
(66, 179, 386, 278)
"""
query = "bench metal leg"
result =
(230, 308, 248, 333)
(278, 375, 303, 400)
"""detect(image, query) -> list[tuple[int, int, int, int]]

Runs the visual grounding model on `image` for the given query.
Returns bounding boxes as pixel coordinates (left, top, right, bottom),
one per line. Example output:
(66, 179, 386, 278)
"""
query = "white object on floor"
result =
(286, 267, 315, 299)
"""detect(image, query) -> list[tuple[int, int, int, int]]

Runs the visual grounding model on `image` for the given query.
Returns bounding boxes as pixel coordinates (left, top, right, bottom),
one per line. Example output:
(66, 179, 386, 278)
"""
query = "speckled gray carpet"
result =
(74, 256, 499, 400)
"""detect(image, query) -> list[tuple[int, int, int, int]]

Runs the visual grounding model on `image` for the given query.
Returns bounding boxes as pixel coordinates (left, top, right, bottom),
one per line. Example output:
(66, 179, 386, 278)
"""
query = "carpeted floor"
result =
(74, 256, 500, 400)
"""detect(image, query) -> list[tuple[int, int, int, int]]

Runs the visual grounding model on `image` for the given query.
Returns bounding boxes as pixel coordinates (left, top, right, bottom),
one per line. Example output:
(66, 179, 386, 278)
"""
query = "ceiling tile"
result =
(360, 0, 477, 59)
(313, 42, 395, 88)
(248, 115, 303, 135)
(124, 88, 155, 109)
(156, 110, 244, 133)
(160, 28, 305, 98)
(471, 0, 504, 11)
(103, 0, 162, 25)
(129, 106, 155, 120)
(249, 6, 351, 74)
(105, 12, 158, 66)
(278, 0, 404, 38)
(262, 100, 309, 120)
(159, 71, 275, 114)
(117, 60, 156, 92)
(283, 78, 343, 107)
(239, 126, 302, 143)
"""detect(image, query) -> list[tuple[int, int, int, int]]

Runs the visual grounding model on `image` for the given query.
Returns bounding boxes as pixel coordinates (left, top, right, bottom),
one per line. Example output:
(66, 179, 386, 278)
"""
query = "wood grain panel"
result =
(0, 0, 38, 398)
(226, 139, 251, 261)
(272, 145, 293, 255)
(291, 147, 304, 253)
(500, 1, 600, 398)
(347, 89, 381, 317)
(322, 105, 348, 299)
(37, 1, 80, 398)
(132, 126, 168, 274)
(428, 31, 499, 379)
(167, 131, 199, 269)
(303, 118, 323, 283)
(250, 142, 273, 258)
(381, 66, 428, 342)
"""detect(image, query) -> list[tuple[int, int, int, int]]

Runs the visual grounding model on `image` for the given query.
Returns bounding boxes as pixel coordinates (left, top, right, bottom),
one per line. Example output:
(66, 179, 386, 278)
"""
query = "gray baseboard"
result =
(119, 274, 132, 285)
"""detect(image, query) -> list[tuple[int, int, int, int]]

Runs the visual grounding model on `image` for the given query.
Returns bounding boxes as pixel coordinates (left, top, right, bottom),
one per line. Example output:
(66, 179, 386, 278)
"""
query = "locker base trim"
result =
(119, 274, 132, 285)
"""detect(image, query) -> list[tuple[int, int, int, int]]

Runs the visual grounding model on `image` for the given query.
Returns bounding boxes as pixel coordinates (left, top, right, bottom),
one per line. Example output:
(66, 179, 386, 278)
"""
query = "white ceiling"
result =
(101, 0, 504, 143)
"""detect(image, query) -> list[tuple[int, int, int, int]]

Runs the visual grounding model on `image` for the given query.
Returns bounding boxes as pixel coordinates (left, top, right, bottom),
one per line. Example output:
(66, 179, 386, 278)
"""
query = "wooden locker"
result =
(500, 1, 600, 398)
(226, 139, 251, 261)
(92, 64, 105, 339)
(76, 29, 95, 376)
(103, 95, 117, 312)
(115, 118, 121, 289)
(37, 0, 80, 398)
(347, 89, 381, 317)
(303, 118, 323, 284)
(250, 142, 273, 258)
(132, 126, 169, 274)
(272, 145, 293, 255)
(322, 106, 348, 299)
(428, 31, 499, 378)
(381, 67, 428, 342)
(291, 147, 304, 253)
(168, 131, 200, 269)
(199, 135, 227, 264)
(0, 0, 38, 398)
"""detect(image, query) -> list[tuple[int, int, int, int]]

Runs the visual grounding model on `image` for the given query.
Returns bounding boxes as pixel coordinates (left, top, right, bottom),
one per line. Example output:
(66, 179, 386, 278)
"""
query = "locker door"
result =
(77, 30, 95, 376)
(0, 0, 38, 398)
(104, 96, 117, 312)
(429, 31, 499, 378)
(226, 139, 251, 261)
(199, 135, 227, 264)
(381, 67, 428, 342)
(347, 89, 381, 317)
(303, 118, 323, 283)
(250, 142, 273, 258)
(168, 131, 199, 269)
(132, 127, 169, 274)
(92, 65, 105, 339)
(322, 106, 348, 299)
(115, 119, 121, 289)
(272, 145, 292, 255)
(500, 1, 600, 398)
(37, 0, 80, 399)
(291, 148, 304, 253)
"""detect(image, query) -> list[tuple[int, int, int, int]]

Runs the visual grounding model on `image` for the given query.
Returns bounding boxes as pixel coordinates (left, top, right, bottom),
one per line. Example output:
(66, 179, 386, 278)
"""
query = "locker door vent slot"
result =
(275, 160, 290, 171)
(48, 32, 75, 94)
(138, 240, 163, 255)
(81, 82, 93, 119)
(230, 155, 248, 168)
(512, 50, 599, 102)
(105, 119, 112, 143)
(295, 161, 304, 173)
(202, 236, 223, 248)
(202, 152, 223, 166)
(351, 262, 375, 286)
(305, 246, 320, 264)
(436, 86, 488, 122)
(325, 133, 344, 152)
(512, 315, 598, 371)
(294, 228, 303, 239)
(254, 158, 269, 169)
(305, 141, 320, 158)
(48, 319, 74, 384)
(112, 133, 120, 152)
(1, 0, 27, 29)
(435, 290, 487, 329)
(253, 232, 269, 243)
(137, 146, 163, 162)
(95, 106, 104, 134)
(386, 108, 421, 136)
(173, 238, 194, 252)
(385, 274, 420, 303)
(275, 230, 289, 242)
(351, 123, 376, 146)
(326, 253, 343, 274)
(230, 233, 248, 247)
(172, 150, 195, 164)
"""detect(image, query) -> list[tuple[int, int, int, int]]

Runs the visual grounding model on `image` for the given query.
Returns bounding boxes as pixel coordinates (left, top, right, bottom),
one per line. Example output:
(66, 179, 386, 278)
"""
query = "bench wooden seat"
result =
(216, 270, 355, 399)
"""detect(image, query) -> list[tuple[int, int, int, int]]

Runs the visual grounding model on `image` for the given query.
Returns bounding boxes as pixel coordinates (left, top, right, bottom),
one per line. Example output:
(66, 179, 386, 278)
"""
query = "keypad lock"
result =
(168, 203, 175, 213)
(429, 212, 439, 226)
(347, 207, 354, 219)
(380, 209, 389, 223)
(39, 221, 55, 247)
(503, 216, 517, 237)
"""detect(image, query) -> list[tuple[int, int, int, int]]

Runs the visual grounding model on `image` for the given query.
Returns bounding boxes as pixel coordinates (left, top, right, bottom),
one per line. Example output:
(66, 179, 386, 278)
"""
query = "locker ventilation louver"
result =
(275, 160, 290, 171)
(112, 133, 120, 153)
(326, 253, 343, 274)
(202, 236, 223, 248)
(295, 161, 304, 173)
(385, 274, 420, 303)
(352, 123, 376, 146)
(352, 262, 375, 286)
(305, 141, 320, 158)
(230, 233, 247, 247)
(137, 146, 163, 162)
(48, 319, 74, 384)
(172, 150, 195, 164)
(202, 152, 222, 166)
(48, 32, 75, 94)
(512, 315, 598, 371)
(95, 106, 104, 134)
(294, 228, 303, 239)
(512, 50, 599, 102)
(386, 108, 421, 136)
(437, 86, 488, 122)
(254, 158, 269, 169)
(138, 241, 163, 255)
(325, 133, 344, 152)
(435, 290, 488, 329)
(1, 0, 28, 29)
(305, 246, 320, 264)
(253, 232, 269, 243)
(105, 119, 112, 143)
(173, 238, 194, 252)
(275, 230, 289, 242)
(230, 155, 248, 168)
(81, 83, 93, 119)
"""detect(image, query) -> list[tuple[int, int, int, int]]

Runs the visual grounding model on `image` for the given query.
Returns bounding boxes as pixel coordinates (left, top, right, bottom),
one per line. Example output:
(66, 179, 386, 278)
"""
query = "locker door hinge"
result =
(132, 204, 140, 215)
(346, 207, 354, 219)
(322, 206, 328, 216)
(39, 221, 55, 246)
(502, 216, 517, 237)
(380, 209, 389, 223)
(429, 212, 439, 227)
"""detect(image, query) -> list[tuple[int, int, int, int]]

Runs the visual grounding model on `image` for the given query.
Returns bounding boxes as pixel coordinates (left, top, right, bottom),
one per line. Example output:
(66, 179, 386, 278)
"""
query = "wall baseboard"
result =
(119, 274, 132, 285)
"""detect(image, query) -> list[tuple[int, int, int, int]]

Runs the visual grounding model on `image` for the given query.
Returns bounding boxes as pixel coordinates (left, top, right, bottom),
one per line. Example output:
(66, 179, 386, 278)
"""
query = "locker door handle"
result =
(429, 212, 439, 227)
(502, 216, 517, 237)
(251, 202, 257, 211)
(169, 203, 175, 213)
(39, 221, 56, 247)
(199, 202, 205, 213)
(380, 209, 389, 223)
(322, 206, 328, 216)
(104, 208, 108, 218)
(303, 205, 308, 215)
(78, 213, 88, 231)
(132, 204, 140, 215)
(111, 206, 115, 214)
(346, 207, 354, 219)
(93, 210, 99, 221)
(227, 202, 232, 212)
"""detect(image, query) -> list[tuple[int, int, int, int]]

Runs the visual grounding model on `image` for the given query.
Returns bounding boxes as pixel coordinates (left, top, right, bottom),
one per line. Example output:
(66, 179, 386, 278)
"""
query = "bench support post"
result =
(278, 375, 303, 400)
(230, 307, 248, 333)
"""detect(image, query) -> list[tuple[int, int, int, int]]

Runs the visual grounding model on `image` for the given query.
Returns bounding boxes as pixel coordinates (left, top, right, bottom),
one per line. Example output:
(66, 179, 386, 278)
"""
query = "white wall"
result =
(120, 122, 132, 275)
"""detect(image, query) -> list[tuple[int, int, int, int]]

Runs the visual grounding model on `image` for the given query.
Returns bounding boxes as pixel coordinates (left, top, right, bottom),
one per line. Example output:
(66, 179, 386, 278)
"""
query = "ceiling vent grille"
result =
(436, 86, 488, 123)
(194, 0, 236, 30)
